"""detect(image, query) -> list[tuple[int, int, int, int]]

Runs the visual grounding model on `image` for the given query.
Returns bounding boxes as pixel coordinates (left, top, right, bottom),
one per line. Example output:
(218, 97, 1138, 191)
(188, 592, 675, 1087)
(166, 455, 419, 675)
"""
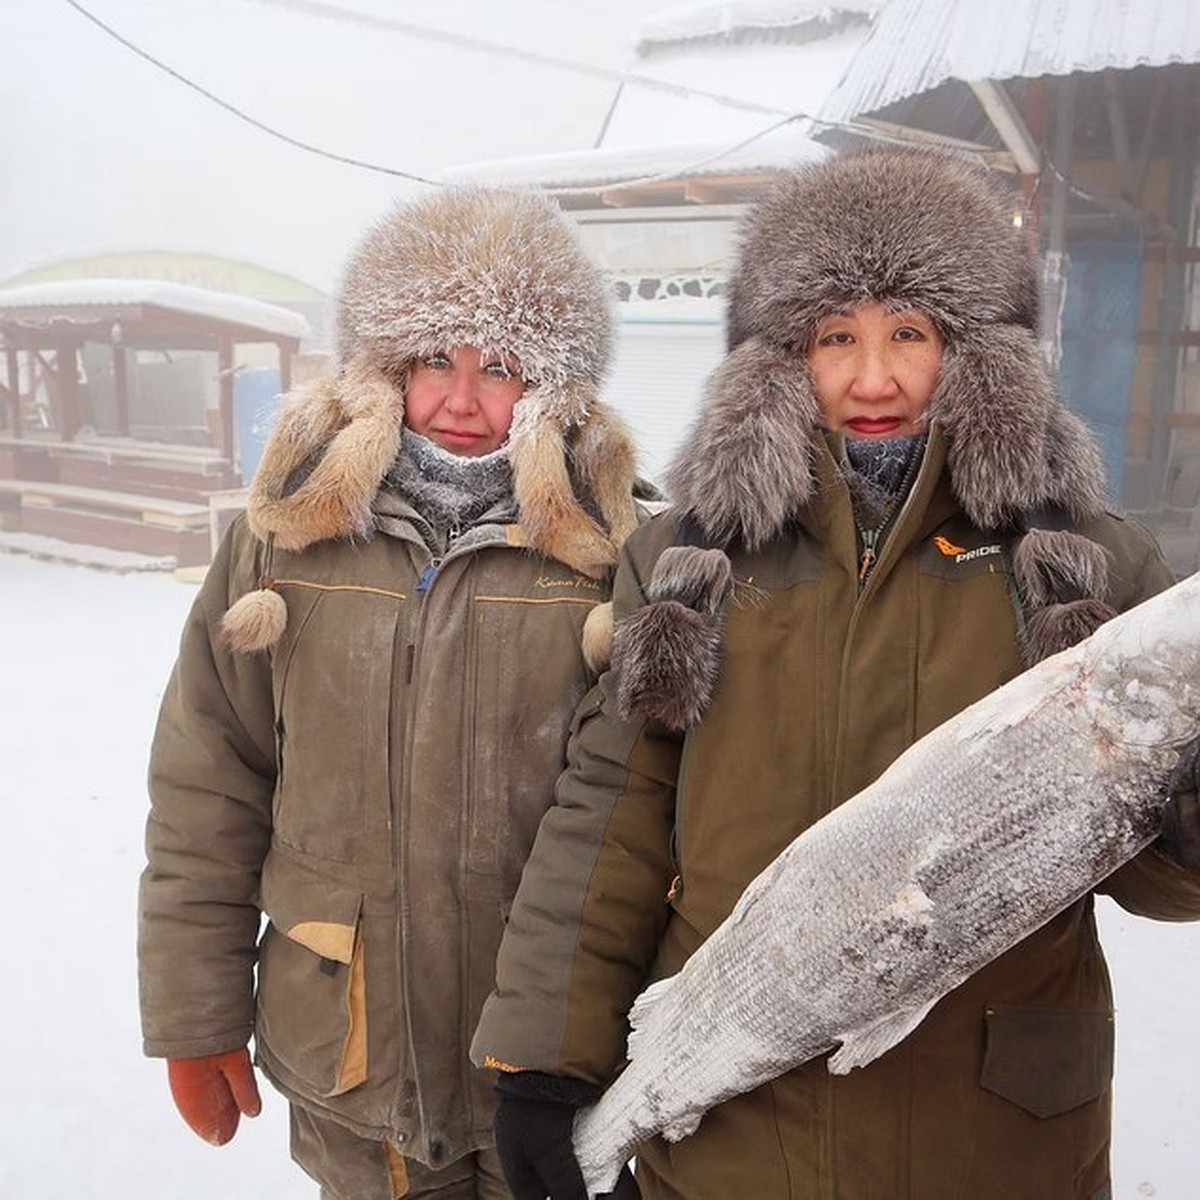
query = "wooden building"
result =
(0, 278, 309, 566)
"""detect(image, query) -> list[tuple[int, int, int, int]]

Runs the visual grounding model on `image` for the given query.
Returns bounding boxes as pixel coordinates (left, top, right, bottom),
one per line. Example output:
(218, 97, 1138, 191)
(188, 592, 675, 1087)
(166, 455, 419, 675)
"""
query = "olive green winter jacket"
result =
(473, 427, 1200, 1200)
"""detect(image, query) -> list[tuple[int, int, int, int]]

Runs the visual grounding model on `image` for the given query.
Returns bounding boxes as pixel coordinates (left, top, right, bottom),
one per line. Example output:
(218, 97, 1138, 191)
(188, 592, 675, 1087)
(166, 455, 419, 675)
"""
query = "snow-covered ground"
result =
(2, 549, 1198, 1198)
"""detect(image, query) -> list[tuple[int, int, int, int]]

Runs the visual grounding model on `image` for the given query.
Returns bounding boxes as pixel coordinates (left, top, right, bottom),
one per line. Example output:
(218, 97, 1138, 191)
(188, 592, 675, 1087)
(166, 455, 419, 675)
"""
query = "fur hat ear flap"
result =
(933, 325, 1058, 529)
(508, 384, 619, 579)
(614, 546, 734, 730)
(933, 325, 1110, 531)
(1041, 407, 1108, 520)
(221, 584, 288, 652)
(248, 353, 404, 550)
(570, 400, 640, 551)
(665, 338, 822, 550)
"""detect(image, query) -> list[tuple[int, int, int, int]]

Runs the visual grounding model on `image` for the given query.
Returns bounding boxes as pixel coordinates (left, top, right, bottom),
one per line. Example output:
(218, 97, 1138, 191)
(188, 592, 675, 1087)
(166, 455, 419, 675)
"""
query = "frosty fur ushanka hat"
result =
(222, 187, 638, 653)
(616, 150, 1118, 729)
(335, 186, 613, 395)
(672, 148, 1108, 542)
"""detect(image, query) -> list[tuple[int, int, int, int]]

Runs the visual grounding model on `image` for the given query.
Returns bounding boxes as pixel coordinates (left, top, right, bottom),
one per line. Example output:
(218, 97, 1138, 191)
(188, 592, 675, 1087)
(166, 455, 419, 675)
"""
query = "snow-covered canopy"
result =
(0, 278, 311, 342)
(820, 0, 1200, 126)
(445, 124, 830, 192)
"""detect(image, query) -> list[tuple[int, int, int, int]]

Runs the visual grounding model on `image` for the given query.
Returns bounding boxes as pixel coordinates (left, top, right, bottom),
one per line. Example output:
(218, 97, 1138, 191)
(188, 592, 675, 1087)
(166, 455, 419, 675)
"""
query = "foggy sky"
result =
(2, 0, 677, 294)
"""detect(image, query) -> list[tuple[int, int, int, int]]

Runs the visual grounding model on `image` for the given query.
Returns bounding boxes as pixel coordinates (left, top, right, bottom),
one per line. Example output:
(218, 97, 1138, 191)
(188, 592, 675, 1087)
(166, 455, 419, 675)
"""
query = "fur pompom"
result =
(614, 601, 725, 730)
(582, 601, 614, 673)
(221, 588, 288, 652)
(614, 546, 736, 727)
(1022, 598, 1117, 664)
(646, 546, 735, 615)
(1012, 529, 1111, 608)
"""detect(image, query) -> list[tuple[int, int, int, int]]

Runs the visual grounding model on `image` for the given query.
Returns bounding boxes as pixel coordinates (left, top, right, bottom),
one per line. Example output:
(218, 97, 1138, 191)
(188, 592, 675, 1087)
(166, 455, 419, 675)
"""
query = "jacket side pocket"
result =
(257, 848, 367, 1097)
(981, 1003, 1114, 1118)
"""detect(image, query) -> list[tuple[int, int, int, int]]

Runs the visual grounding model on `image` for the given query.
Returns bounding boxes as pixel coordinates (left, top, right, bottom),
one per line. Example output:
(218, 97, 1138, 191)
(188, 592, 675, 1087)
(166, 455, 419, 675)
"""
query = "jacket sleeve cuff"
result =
(1098, 841, 1200, 920)
(494, 1070, 602, 1107)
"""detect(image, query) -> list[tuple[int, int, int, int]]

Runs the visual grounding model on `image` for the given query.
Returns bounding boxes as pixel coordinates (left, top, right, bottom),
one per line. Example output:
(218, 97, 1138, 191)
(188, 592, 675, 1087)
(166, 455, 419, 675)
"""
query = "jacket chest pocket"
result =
(981, 1003, 1114, 1118)
(271, 589, 404, 862)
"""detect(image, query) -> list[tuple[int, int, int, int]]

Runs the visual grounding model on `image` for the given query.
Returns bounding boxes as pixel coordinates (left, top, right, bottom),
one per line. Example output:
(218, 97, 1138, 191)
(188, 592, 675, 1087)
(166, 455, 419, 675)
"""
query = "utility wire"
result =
(62, 0, 443, 182)
(60, 0, 824, 193)
(248, 0, 791, 117)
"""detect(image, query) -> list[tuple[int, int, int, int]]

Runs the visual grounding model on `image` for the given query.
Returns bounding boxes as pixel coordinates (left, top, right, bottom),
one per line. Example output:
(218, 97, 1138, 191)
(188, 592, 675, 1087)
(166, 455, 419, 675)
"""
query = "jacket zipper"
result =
(415, 560, 441, 593)
(393, 523, 442, 1142)
(855, 448, 924, 588)
(857, 527, 879, 584)
(414, 527, 461, 594)
(396, 522, 478, 1155)
(833, 440, 932, 802)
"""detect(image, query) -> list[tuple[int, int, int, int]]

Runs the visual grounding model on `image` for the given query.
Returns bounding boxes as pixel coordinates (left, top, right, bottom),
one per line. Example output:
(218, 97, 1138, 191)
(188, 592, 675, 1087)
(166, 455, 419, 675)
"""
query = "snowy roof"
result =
(820, 0, 1200, 124)
(0, 278, 311, 342)
(638, 0, 880, 54)
(444, 124, 831, 198)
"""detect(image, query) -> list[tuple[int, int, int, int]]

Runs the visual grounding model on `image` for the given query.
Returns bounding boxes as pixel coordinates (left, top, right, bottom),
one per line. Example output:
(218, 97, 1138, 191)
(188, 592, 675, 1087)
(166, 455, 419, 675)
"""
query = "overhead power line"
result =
(62, 0, 443, 182)
(60, 0, 815, 192)
(248, 0, 790, 118)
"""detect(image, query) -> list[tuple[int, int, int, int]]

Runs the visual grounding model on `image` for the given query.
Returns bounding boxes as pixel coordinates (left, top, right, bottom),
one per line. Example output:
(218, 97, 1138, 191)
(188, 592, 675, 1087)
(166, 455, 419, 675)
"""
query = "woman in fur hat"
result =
(138, 186, 649, 1199)
(474, 151, 1200, 1200)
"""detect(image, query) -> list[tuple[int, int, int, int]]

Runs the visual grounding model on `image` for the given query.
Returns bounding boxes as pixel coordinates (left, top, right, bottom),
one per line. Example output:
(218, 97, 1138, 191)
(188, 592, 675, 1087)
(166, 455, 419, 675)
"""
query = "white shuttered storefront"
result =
(602, 311, 726, 490)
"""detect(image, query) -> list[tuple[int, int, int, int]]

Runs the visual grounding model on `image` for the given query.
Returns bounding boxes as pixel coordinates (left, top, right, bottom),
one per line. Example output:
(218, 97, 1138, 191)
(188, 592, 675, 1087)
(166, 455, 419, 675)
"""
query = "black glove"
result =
(493, 1074, 639, 1200)
(1160, 739, 1200, 871)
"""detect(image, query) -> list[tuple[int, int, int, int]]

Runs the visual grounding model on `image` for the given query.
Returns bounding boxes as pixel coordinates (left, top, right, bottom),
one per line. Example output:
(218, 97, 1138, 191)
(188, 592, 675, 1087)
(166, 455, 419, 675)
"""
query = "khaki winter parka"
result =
(140, 487, 631, 1168)
(472, 425, 1200, 1199)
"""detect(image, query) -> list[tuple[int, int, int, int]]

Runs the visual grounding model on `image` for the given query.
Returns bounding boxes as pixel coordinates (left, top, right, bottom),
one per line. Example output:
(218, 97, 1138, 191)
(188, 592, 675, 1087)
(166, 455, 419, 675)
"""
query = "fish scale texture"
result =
(573, 571, 1200, 1197)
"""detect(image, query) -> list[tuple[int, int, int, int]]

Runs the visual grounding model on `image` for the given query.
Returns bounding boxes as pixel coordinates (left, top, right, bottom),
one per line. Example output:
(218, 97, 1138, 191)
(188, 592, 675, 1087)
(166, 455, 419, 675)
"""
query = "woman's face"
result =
(404, 345, 525, 456)
(807, 302, 944, 439)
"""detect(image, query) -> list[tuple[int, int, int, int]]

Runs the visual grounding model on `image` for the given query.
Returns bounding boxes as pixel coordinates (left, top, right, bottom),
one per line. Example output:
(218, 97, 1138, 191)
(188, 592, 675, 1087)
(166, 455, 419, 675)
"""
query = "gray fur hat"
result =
(338, 186, 613, 407)
(668, 149, 1108, 543)
(726, 149, 1039, 352)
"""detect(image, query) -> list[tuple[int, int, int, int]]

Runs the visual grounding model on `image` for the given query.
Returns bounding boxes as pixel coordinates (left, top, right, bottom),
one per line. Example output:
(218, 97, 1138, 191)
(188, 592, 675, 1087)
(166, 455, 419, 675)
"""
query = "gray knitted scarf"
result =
(842, 434, 927, 527)
(379, 428, 514, 553)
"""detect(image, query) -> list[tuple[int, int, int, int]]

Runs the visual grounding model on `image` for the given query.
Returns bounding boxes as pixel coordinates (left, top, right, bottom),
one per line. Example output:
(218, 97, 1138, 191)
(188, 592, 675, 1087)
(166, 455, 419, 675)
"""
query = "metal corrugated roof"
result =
(820, 0, 1200, 124)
